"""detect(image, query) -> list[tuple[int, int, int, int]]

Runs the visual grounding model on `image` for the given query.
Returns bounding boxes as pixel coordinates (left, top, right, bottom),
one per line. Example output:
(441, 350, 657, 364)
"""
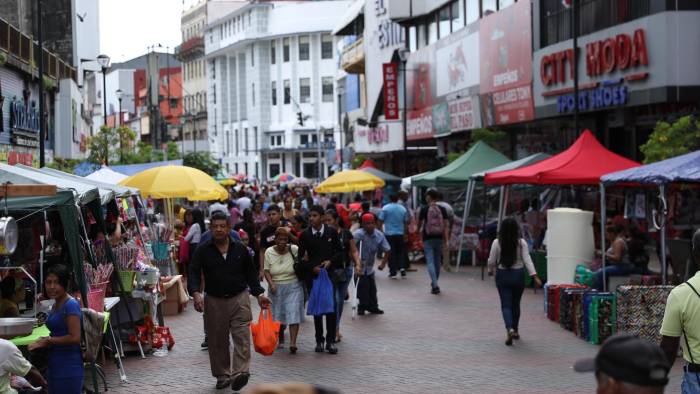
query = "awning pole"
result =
(456, 180, 474, 272)
(600, 183, 607, 292)
(660, 184, 668, 285)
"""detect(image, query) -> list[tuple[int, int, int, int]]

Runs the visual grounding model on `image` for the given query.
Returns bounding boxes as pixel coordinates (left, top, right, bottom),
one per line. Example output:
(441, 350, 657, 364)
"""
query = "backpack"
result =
(425, 204, 444, 237)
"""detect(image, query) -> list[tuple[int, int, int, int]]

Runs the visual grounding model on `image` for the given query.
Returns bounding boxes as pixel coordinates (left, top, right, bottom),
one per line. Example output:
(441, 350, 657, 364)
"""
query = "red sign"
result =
(8, 151, 32, 166)
(406, 107, 433, 141)
(382, 63, 399, 120)
(479, 0, 534, 126)
(540, 29, 649, 86)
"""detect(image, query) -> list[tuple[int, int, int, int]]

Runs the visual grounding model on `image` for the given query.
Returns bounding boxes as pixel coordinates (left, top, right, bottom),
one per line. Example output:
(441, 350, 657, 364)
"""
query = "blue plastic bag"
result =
(307, 268, 335, 316)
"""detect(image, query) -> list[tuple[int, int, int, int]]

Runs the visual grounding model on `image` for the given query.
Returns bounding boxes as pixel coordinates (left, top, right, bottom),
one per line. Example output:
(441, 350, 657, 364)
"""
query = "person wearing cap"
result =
(660, 228, 700, 393)
(353, 213, 390, 315)
(574, 333, 670, 393)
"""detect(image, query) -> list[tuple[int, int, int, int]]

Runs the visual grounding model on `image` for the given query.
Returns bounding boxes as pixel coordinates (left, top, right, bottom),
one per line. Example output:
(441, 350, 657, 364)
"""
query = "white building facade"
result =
(205, 1, 349, 180)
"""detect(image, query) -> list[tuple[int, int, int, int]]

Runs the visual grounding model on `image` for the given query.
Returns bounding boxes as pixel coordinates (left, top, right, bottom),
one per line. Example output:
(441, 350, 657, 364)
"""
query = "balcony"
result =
(175, 36, 204, 61)
(0, 17, 76, 82)
(341, 36, 364, 74)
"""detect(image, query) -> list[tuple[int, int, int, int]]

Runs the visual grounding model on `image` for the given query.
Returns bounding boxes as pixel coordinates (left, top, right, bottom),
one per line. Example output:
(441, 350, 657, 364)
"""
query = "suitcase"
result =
(589, 294, 616, 345)
(560, 288, 587, 332)
(547, 284, 586, 322)
(615, 285, 673, 344)
(581, 291, 610, 341)
(573, 290, 595, 337)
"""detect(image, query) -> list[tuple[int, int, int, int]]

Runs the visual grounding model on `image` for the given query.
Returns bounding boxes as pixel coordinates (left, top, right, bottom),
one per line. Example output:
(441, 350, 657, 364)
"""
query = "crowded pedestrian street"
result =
(101, 265, 684, 394)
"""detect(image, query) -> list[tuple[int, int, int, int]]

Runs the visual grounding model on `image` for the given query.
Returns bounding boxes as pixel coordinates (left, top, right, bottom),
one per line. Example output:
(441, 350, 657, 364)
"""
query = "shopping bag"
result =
(250, 308, 280, 356)
(349, 268, 358, 320)
(306, 268, 335, 316)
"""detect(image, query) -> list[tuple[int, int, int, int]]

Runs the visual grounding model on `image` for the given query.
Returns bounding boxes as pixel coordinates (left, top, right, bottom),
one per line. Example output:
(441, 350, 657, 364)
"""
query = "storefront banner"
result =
(449, 96, 480, 132)
(479, 0, 534, 126)
(382, 63, 400, 120)
(406, 107, 433, 141)
(436, 28, 479, 97)
(354, 119, 404, 153)
(432, 102, 450, 136)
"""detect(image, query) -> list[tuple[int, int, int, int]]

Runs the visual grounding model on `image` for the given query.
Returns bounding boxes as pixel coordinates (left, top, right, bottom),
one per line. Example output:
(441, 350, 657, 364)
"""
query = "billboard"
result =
(479, 0, 534, 126)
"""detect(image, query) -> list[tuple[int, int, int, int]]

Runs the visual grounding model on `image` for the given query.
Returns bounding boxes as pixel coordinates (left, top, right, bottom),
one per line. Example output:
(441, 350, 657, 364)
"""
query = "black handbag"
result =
(290, 246, 305, 280)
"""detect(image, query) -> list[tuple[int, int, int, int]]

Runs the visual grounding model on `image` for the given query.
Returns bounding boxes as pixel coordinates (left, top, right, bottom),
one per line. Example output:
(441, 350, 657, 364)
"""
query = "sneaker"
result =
(357, 309, 366, 316)
(505, 329, 515, 346)
(201, 337, 208, 349)
(231, 373, 250, 391)
(368, 308, 384, 314)
(315, 342, 324, 353)
(400, 269, 406, 278)
(431, 286, 441, 295)
(389, 273, 398, 279)
(215, 378, 230, 389)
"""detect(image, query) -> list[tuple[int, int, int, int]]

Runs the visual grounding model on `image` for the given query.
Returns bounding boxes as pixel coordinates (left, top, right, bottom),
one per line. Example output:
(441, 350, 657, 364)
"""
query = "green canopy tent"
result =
(411, 141, 511, 187)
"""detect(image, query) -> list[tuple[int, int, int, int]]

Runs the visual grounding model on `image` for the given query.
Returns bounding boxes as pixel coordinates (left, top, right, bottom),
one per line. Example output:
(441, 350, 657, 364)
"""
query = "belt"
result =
(685, 363, 700, 373)
(208, 292, 241, 299)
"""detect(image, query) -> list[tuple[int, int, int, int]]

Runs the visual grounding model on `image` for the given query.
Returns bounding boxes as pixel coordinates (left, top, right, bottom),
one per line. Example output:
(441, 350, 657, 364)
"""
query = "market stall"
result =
(85, 166, 129, 185)
(315, 170, 385, 193)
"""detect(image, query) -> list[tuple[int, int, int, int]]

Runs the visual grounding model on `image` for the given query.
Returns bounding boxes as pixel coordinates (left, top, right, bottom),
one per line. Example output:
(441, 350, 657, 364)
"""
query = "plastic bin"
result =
(118, 271, 136, 293)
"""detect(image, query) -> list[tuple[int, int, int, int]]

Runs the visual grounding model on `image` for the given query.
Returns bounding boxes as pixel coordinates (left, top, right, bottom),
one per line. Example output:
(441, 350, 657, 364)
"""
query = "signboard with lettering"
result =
(479, 0, 534, 126)
(9, 97, 40, 134)
(353, 119, 403, 153)
(382, 63, 399, 120)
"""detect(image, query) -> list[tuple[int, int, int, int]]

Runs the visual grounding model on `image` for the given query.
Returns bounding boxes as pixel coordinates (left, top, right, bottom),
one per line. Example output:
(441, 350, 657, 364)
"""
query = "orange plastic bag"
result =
(250, 307, 280, 356)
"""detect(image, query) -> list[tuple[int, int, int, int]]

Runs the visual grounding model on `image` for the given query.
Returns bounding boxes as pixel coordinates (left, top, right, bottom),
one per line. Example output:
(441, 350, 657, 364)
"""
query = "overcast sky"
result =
(99, 0, 200, 63)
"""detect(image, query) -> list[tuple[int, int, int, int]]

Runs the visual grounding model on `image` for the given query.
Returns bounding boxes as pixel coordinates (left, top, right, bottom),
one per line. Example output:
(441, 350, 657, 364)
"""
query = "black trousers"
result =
(308, 279, 337, 344)
(356, 273, 378, 310)
(386, 235, 406, 275)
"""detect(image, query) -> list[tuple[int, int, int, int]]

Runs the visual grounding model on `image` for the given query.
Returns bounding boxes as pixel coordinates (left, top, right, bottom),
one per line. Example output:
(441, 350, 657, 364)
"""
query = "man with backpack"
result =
(418, 189, 450, 295)
(660, 228, 700, 394)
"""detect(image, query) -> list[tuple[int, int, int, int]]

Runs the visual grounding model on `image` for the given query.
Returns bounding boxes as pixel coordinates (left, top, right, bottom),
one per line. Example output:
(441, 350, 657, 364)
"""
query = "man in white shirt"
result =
(0, 338, 46, 393)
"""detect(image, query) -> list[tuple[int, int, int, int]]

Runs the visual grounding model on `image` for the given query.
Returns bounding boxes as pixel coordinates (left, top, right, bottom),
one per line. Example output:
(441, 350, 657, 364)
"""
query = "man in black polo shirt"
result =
(189, 212, 271, 391)
(298, 205, 342, 354)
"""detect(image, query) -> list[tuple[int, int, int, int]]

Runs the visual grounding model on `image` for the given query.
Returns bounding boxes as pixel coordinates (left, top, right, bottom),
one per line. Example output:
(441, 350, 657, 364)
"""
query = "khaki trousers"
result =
(204, 292, 252, 379)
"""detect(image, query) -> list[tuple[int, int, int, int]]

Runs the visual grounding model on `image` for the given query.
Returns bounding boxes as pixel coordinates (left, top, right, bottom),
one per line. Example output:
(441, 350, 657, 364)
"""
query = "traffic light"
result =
(297, 112, 304, 126)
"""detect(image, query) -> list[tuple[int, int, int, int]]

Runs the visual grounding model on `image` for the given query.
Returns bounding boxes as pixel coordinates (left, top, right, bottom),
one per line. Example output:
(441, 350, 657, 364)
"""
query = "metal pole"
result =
(402, 59, 408, 177)
(456, 179, 474, 272)
(600, 183, 607, 291)
(659, 184, 668, 285)
(193, 114, 197, 153)
(317, 127, 322, 179)
(572, 0, 580, 134)
(37, 0, 45, 167)
(102, 67, 108, 128)
(118, 97, 122, 163)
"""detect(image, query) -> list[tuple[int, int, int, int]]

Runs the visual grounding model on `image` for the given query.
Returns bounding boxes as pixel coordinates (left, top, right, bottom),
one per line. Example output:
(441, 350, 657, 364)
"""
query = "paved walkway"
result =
(102, 265, 683, 393)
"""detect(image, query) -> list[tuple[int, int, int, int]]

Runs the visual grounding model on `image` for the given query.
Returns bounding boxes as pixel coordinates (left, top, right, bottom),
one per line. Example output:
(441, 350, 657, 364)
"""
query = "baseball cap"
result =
(361, 213, 375, 224)
(573, 334, 669, 387)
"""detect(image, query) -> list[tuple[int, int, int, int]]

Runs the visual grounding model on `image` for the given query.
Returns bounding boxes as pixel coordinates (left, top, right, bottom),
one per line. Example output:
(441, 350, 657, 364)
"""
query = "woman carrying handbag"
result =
(488, 217, 542, 346)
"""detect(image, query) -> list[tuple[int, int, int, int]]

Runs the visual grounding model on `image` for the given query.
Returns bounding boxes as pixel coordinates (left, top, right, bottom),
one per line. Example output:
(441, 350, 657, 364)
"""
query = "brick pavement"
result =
(100, 266, 683, 394)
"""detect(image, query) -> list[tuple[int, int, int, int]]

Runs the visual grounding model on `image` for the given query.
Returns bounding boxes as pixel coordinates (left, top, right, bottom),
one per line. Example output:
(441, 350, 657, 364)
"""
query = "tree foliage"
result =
(47, 157, 81, 174)
(183, 151, 221, 177)
(352, 153, 366, 169)
(447, 128, 507, 163)
(87, 125, 119, 166)
(640, 115, 700, 164)
(166, 141, 181, 160)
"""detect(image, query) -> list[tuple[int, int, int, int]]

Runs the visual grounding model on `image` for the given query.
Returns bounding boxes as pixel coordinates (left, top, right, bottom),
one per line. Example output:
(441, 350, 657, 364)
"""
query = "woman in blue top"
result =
(29, 264, 83, 393)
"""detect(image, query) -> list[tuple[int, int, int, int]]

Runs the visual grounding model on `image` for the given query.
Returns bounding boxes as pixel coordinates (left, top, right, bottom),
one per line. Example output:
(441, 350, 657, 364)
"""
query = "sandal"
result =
(290, 346, 297, 354)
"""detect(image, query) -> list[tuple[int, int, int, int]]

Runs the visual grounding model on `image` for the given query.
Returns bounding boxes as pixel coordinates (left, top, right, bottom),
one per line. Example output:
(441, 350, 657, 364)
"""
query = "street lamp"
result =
(115, 88, 123, 162)
(398, 47, 410, 177)
(96, 54, 110, 128)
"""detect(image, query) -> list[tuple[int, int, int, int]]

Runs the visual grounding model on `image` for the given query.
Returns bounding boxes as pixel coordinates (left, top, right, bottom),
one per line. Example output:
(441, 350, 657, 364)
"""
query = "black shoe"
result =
(368, 308, 384, 314)
(505, 329, 514, 346)
(430, 287, 439, 294)
(215, 378, 230, 389)
(201, 337, 208, 349)
(290, 346, 297, 354)
(315, 342, 324, 352)
(326, 342, 338, 354)
(400, 269, 406, 278)
(389, 273, 397, 279)
(357, 309, 365, 316)
(231, 373, 249, 391)
(512, 331, 520, 340)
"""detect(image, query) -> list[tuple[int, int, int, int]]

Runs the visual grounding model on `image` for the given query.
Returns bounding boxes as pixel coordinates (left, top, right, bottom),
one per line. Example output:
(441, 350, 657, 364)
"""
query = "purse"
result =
(289, 246, 305, 280)
(330, 230, 349, 283)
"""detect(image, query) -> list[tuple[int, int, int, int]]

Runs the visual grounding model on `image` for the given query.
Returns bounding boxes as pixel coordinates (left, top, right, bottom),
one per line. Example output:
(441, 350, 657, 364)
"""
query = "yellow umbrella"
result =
(119, 165, 229, 201)
(219, 179, 236, 186)
(315, 170, 385, 193)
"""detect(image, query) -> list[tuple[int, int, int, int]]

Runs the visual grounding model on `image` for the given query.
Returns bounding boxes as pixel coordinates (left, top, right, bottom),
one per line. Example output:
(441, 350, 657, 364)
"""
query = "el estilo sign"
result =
(539, 28, 649, 114)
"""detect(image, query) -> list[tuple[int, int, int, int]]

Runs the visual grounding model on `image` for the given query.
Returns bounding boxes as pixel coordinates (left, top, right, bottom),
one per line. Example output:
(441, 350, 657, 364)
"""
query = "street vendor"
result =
(0, 338, 47, 394)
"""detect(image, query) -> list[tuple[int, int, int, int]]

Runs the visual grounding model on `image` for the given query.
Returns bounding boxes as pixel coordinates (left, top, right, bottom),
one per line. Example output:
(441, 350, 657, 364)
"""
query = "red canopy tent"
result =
(358, 159, 377, 169)
(484, 130, 640, 185)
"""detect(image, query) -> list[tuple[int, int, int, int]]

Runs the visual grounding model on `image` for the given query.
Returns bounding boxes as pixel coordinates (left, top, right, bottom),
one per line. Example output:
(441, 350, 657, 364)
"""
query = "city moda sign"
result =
(354, 119, 404, 153)
(538, 29, 649, 114)
(479, 0, 534, 126)
(382, 63, 400, 120)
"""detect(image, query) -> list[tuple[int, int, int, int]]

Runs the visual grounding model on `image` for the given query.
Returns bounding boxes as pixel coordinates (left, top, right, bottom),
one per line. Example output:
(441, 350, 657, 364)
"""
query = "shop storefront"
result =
(532, 10, 700, 160)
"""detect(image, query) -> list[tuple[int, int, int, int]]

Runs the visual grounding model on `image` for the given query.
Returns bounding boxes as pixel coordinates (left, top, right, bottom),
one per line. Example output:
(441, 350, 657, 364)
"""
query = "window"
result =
(298, 36, 310, 61)
(269, 163, 280, 178)
(251, 45, 254, 66)
(409, 26, 417, 52)
(428, 15, 438, 44)
(271, 81, 277, 105)
(244, 127, 249, 153)
(170, 98, 178, 109)
(254, 127, 258, 151)
(283, 38, 290, 62)
(467, 0, 479, 24)
(438, 5, 451, 38)
(499, 0, 515, 9)
(235, 129, 239, 155)
(322, 77, 333, 102)
(270, 135, 283, 147)
(283, 80, 290, 104)
(300, 133, 318, 146)
(252, 83, 255, 106)
(244, 163, 248, 175)
(299, 78, 310, 103)
(270, 42, 276, 64)
(482, 0, 497, 15)
(451, 0, 464, 31)
(321, 34, 333, 59)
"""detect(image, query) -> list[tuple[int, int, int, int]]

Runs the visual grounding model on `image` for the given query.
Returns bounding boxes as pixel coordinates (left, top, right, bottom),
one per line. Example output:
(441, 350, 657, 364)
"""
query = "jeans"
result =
(495, 268, 525, 331)
(386, 235, 406, 275)
(335, 266, 354, 327)
(595, 263, 635, 290)
(423, 238, 443, 288)
(683, 371, 700, 394)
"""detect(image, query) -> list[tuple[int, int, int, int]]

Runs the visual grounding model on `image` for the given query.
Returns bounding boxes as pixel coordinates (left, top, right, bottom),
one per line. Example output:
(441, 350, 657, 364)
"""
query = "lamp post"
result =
(36, 0, 45, 167)
(96, 54, 110, 129)
(398, 47, 410, 177)
(115, 88, 123, 162)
